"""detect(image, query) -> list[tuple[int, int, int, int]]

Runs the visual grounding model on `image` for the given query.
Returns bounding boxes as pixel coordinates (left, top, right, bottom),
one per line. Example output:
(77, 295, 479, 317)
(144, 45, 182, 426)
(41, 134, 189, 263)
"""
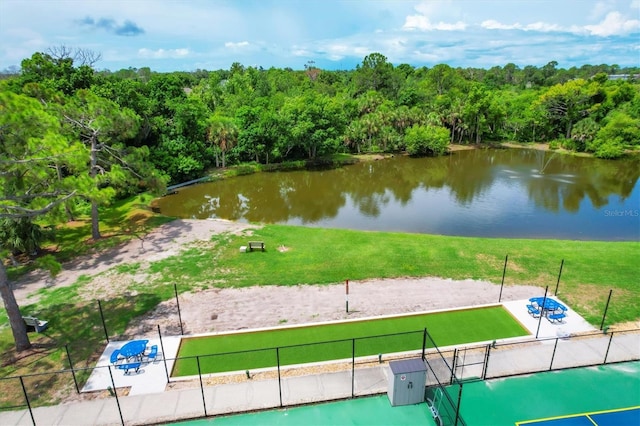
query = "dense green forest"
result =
(3, 51, 640, 187)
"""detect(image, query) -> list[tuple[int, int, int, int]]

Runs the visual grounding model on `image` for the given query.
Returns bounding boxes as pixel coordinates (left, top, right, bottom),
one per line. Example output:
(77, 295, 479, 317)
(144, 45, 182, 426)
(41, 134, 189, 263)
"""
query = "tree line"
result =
(3, 51, 639, 188)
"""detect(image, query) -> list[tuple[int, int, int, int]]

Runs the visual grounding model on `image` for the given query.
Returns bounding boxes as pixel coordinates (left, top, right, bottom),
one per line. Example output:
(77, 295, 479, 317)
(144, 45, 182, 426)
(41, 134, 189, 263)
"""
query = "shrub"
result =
(593, 139, 625, 159)
(405, 124, 450, 156)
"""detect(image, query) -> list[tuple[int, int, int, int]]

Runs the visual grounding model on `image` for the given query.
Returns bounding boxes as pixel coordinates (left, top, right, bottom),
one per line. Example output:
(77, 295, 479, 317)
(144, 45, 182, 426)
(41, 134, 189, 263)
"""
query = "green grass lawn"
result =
(172, 305, 528, 376)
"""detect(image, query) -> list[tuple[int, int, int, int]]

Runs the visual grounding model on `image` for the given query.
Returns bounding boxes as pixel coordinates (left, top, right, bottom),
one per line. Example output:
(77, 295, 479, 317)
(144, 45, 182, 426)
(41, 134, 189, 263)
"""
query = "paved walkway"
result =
(2, 300, 638, 426)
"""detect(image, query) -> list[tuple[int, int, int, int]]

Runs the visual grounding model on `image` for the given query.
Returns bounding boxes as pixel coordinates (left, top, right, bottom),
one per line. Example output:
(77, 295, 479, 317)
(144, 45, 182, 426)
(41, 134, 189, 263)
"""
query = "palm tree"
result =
(207, 116, 239, 168)
(361, 114, 381, 152)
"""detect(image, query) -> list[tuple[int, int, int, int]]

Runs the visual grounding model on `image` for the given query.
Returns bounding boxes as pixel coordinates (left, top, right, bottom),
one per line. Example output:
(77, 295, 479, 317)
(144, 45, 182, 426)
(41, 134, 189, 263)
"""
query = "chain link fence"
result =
(2, 327, 638, 425)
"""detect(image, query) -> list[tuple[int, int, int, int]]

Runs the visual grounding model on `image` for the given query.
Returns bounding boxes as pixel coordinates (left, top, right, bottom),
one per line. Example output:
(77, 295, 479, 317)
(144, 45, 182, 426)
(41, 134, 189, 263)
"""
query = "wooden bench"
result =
(23, 316, 48, 333)
(248, 241, 265, 252)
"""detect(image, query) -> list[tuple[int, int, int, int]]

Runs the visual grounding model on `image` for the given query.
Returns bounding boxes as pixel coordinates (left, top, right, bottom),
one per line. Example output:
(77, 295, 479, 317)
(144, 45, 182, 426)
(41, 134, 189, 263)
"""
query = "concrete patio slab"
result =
(82, 336, 181, 396)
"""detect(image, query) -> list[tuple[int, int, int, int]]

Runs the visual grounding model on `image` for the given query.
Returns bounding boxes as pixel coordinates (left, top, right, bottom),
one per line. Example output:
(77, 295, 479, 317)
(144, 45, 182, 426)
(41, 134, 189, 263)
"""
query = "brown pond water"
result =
(155, 149, 640, 241)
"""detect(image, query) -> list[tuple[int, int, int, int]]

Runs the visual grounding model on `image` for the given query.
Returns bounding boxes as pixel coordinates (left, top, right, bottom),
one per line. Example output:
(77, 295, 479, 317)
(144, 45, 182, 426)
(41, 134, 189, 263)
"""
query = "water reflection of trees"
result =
(520, 151, 639, 212)
(158, 149, 639, 224)
(442, 149, 495, 204)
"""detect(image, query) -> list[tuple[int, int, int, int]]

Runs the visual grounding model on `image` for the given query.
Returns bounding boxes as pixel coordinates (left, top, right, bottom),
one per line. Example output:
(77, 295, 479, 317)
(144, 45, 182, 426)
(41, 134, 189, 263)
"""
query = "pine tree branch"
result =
(0, 191, 77, 219)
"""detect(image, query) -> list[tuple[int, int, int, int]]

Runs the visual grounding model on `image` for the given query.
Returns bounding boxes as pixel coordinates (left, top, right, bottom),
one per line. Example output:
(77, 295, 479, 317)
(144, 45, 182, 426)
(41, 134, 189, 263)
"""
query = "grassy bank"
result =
(150, 224, 639, 326)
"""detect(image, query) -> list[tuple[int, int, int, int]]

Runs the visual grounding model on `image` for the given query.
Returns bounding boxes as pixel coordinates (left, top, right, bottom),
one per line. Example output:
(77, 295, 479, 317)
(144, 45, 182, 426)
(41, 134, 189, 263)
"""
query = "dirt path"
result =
(12, 219, 257, 304)
(126, 277, 543, 338)
(13, 219, 545, 337)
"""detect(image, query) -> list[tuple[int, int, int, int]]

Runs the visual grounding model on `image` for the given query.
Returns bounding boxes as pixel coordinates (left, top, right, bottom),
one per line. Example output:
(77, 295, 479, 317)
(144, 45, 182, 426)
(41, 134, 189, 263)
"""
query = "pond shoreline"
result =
(162, 142, 619, 194)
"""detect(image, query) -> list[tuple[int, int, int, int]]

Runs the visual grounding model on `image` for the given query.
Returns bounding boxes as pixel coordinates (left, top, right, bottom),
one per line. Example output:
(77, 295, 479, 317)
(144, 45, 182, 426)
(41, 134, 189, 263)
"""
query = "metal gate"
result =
(452, 345, 489, 381)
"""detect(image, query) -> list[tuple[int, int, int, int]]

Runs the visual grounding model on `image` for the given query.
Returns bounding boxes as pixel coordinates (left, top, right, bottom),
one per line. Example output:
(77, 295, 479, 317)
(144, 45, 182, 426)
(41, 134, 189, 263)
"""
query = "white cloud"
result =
(403, 0, 466, 31)
(525, 22, 563, 32)
(435, 21, 466, 31)
(482, 19, 564, 32)
(411, 50, 441, 62)
(138, 48, 189, 59)
(584, 11, 640, 35)
(224, 41, 250, 49)
(481, 20, 521, 30)
(482, 10, 640, 37)
(589, 1, 615, 20)
(381, 37, 408, 52)
(403, 15, 466, 31)
(321, 41, 371, 61)
(403, 15, 429, 30)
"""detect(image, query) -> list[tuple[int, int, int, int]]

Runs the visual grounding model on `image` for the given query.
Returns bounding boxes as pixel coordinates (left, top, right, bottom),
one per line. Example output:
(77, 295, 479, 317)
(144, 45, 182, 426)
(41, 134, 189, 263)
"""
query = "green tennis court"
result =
(458, 361, 640, 425)
(166, 362, 639, 426)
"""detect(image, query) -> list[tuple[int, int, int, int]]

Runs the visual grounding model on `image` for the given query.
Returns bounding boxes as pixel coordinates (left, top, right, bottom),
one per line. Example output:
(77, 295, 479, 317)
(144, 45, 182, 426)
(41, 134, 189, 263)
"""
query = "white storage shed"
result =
(387, 358, 427, 406)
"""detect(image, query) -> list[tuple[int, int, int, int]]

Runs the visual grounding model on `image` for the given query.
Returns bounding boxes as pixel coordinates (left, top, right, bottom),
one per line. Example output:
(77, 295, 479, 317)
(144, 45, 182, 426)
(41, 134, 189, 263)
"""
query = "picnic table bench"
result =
(526, 304, 541, 318)
(117, 362, 141, 374)
(248, 241, 265, 252)
(548, 312, 566, 323)
(23, 316, 48, 333)
(147, 345, 158, 361)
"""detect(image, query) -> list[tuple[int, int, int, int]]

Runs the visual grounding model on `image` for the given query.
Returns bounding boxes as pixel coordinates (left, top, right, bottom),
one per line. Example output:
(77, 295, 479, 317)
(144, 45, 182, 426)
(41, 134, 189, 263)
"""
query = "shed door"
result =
(394, 373, 414, 405)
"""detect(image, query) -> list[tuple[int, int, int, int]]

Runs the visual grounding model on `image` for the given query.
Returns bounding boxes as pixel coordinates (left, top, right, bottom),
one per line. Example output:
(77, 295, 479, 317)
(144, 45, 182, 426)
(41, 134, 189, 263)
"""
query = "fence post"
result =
(499, 255, 508, 302)
(65, 344, 80, 393)
(554, 259, 564, 296)
(351, 338, 355, 398)
(421, 328, 427, 360)
(535, 286, 549, 339)
(345, 279, 349, 313)
(19, 376, 36, 426)
(603, 331, 615, 364)
(600, 289, 613, 331)
(107, 366, 125, 426)
(450, 348, 458, 385)
(157, 325, 170, 383)
(97, 300, 109, 343)
(454, 382, 464, 426)
(482, 344, 491, 380)
(549, 338, 559, 370)
(174, 283, 184, 335)
(196, 356, 207, 416)
(276, 347, 283, 407)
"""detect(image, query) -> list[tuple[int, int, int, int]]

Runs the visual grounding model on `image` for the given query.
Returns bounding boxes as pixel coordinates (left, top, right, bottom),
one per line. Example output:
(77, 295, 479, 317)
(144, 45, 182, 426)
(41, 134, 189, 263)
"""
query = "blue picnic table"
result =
(111, 339, 149, 374)
(119, 339, 149, 361)
(529, 297, 566, 313)
(529, 297, 567, 322)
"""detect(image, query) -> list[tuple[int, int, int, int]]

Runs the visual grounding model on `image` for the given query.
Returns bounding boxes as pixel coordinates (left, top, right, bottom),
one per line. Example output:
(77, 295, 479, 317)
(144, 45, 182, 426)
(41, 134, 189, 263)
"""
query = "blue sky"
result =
(1, 0, 639, 72)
